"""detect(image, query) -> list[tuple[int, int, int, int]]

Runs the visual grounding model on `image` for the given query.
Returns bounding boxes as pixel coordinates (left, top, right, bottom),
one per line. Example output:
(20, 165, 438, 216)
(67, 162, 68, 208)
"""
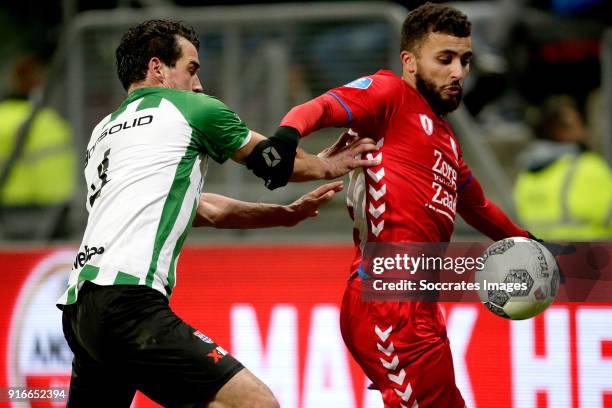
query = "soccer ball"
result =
(476, 237, 560, 320)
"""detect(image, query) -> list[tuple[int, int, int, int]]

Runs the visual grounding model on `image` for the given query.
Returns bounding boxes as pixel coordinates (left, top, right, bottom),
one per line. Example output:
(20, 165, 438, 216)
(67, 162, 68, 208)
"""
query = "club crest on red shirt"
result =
(419, 114, 433, 136)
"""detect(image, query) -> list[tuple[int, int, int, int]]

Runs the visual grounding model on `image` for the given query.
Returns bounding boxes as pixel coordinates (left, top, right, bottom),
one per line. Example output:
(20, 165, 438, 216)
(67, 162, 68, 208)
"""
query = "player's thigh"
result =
(63, 303, 136, 407)
(340, 285, 463, 407)
(207, 368, 279, 408)
(389, 340, 464, 407)
(118, 305, 249, 407)
(66, 353, 136, 407)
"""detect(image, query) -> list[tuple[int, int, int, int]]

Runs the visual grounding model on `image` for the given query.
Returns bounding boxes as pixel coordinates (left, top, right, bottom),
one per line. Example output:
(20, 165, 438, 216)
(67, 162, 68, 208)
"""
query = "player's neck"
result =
(127, 79, 163, 95)
(401, 73, 417, 89)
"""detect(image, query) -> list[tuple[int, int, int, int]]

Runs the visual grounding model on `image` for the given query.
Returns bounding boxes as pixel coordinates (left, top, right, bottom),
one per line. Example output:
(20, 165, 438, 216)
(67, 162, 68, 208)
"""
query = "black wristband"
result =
(272, 126, 300, 148)
(245, 127, 300, 190)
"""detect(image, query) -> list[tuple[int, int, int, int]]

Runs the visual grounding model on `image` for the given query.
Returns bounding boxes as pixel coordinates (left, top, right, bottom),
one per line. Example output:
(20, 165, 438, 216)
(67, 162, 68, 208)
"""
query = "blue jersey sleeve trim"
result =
(326, 92, 353, 125)
(457, 175, 473, 192)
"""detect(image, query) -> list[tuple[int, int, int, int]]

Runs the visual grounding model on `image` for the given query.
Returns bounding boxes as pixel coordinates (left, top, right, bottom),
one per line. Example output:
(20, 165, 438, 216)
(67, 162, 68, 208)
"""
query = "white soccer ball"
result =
(476, 237, 560, 320)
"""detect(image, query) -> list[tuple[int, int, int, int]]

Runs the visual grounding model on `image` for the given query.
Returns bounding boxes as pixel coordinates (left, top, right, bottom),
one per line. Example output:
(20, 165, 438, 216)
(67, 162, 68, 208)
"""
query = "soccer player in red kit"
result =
(275, 3, 533, 407)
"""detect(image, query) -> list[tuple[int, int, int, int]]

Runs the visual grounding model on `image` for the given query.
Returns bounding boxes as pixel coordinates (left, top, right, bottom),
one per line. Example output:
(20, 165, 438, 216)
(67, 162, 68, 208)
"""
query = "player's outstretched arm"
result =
(232, 130, 379, 189)
(290, 136, 380, 182)
(457, 176, 529, 241)
(193, 181, 343, 228)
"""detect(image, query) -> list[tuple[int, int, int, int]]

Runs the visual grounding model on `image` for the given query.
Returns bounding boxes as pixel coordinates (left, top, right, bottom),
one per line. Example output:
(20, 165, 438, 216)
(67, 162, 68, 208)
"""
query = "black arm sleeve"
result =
(245, 126, 300, 190)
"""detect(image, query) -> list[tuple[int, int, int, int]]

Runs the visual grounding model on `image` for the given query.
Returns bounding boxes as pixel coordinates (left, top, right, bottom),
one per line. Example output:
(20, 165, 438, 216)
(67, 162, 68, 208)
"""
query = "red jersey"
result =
(281, 70, 527, 275)
(327, 70, 471, 245)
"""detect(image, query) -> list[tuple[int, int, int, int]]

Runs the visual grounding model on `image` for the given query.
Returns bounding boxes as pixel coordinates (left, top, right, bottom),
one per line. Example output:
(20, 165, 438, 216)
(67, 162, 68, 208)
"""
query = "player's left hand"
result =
(317, 133, 380, 179)
(527, 232, 576, 283)
(281, 181, 344, 226)
(527, 232, 576, 257)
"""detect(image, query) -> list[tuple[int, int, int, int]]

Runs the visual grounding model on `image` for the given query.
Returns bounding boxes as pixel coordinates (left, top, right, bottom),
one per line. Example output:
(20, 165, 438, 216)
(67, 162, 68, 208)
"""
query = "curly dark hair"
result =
(400, 3, 471, 54)
(116, 20, 200, 91)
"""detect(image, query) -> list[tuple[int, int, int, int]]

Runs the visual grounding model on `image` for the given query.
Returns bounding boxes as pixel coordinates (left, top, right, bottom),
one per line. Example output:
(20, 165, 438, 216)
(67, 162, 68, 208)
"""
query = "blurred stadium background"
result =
(0, 0, 610, 407)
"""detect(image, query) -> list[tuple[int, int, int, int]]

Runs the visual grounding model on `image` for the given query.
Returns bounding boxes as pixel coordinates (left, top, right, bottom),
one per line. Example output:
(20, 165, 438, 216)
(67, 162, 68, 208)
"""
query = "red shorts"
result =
(340, 277, 465, 408)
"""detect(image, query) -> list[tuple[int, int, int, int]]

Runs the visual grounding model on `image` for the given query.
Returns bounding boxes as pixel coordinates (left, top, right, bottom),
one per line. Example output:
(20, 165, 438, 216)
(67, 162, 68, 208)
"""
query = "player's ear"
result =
(148, 57, 165, 84)
(400, 50, 417, 76)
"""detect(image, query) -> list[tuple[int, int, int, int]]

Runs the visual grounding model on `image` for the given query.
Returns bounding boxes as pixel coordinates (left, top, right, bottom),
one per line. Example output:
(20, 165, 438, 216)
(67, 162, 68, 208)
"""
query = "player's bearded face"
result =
(411, 33, 472, 116)
(415, 69, 462, 116)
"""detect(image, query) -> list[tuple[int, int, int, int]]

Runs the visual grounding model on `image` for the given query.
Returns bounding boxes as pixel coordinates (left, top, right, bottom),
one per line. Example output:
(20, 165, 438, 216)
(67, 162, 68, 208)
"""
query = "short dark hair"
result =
(401, 3, 471, 54)
(116, 20, 200, 91)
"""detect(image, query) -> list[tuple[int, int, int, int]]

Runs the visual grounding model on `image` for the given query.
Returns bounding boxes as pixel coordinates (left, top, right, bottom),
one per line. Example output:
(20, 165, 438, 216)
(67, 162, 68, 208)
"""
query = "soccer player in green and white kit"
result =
(58, 20, 379, 407)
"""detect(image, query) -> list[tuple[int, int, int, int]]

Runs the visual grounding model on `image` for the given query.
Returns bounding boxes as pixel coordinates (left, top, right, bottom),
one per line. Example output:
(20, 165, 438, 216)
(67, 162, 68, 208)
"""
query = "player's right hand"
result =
(281, 181, 344, 226)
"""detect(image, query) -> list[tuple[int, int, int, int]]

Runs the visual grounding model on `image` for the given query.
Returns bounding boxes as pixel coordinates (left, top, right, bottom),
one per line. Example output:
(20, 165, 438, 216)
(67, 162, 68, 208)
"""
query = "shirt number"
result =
(89, 148, 111, 207)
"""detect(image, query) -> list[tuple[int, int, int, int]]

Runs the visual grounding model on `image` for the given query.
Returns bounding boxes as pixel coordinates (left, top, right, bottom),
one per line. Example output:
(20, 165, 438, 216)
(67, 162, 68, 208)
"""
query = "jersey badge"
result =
(344, 77, 373, 89)
(193, 330, 214, 344)
(419, 114, 433, 136)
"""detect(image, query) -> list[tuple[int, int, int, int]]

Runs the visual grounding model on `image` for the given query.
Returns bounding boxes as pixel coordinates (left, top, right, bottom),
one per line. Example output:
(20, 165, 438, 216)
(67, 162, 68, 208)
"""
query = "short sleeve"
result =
(325, 72, 404, 129)
(189, 95, 250, 163)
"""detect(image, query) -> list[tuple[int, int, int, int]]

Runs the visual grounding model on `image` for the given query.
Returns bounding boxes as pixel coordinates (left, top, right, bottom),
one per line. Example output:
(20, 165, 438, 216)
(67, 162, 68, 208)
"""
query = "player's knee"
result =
(210, 386, 279, 408)
(239, 379, 279, 408)
(211, 367, 279, 408)
(265, 397, 280, 408)
(250, 390, 279, 408)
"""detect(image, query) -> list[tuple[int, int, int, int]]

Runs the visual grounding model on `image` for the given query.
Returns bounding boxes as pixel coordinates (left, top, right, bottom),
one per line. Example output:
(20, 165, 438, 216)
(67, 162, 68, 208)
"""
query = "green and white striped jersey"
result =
(57, 87, 250, 305)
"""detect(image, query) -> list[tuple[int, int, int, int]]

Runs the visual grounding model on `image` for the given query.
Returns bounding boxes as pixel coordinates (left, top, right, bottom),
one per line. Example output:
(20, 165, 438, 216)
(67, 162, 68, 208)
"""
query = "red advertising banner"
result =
(0, 246, 611, 408)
